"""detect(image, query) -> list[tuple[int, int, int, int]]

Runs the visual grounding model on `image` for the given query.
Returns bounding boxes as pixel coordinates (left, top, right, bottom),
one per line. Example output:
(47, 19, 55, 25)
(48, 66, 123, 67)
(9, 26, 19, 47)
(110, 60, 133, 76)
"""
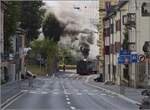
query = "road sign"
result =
(118, 50, 139, 64)
(138, 54, 146, 62)
(119, 50, 131, 56)
(118, 56, 125, 64)
(118, 55, 131, 64)
(131, 54, 138, 63)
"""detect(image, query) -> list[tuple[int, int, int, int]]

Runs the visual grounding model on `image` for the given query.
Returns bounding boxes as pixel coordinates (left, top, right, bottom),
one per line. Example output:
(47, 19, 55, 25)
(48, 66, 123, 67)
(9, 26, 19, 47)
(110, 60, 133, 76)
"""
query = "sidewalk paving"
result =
(86, 75, 144, 105)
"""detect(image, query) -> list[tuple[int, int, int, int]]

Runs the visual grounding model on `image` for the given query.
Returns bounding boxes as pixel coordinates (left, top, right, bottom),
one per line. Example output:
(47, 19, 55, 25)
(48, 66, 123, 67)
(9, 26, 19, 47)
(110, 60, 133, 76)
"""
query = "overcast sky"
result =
(43, 0, 99, 59)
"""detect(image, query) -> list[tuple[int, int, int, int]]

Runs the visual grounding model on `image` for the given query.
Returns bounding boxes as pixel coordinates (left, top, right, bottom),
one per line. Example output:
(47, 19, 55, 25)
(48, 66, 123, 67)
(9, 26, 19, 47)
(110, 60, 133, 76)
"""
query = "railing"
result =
(1, 53, 18, 62)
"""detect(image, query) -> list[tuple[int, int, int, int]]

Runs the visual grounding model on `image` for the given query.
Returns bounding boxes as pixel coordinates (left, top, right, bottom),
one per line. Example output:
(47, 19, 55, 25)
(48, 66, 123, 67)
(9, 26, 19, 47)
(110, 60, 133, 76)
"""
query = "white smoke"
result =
(44, 0, 99, 59)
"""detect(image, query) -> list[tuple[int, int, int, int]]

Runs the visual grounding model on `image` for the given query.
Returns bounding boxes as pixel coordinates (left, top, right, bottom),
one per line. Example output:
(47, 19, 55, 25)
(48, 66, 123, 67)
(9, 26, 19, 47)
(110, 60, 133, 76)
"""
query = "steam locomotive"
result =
(77, 59, 97, 75)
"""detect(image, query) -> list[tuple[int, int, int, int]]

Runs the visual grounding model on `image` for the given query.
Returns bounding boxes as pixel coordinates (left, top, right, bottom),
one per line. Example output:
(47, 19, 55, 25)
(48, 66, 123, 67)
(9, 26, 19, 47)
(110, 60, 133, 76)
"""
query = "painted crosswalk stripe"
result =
(70, 106, 76, 110)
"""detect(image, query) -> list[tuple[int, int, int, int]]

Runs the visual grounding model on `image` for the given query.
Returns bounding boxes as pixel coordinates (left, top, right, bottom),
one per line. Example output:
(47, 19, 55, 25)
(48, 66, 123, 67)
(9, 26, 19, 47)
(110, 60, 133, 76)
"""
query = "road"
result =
(2, 72, 139, 110)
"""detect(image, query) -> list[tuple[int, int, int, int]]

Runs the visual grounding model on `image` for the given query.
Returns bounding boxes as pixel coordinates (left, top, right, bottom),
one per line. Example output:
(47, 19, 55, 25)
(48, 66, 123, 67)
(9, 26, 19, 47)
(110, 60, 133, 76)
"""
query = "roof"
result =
(104, 1, 129, 19)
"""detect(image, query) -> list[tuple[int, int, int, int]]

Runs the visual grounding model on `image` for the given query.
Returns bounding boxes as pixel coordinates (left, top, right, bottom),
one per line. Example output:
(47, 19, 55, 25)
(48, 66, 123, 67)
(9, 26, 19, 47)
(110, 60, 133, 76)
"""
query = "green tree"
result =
(42, 13, 64, 42)
(31, 38, 58, 74)
(20, 1, 45, 45)
(4, 1, 21, 52)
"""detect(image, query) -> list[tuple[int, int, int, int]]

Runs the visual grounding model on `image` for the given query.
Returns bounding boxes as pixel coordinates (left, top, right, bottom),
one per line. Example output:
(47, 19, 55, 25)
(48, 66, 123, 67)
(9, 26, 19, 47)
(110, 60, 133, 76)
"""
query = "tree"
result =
(31, 38, 58, 74)
(20, 1, 45, 45)
(42, 13, 64, 42)
(4, 1, 21, 52)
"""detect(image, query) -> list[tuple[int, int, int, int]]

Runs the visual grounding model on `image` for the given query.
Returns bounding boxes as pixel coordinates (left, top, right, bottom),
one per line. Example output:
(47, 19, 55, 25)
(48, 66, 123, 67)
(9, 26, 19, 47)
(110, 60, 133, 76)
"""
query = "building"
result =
(103, 0, 150, 88)
(98, 0, 105, 75)
(0, 1, 7, 82)
(1, 1, 26, 83)
(103, 1, 129, 85)
(128, 0, 150, 88)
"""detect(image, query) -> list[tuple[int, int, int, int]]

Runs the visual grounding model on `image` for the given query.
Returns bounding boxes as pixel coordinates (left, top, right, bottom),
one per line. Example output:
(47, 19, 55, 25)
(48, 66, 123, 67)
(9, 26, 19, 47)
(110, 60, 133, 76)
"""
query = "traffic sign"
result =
(118, 56, 125, 64)
(131, 54, 138, 63)
(138, 54, 146, 62)
(119, 50, 131, 56)
(118, 55, 131, 64)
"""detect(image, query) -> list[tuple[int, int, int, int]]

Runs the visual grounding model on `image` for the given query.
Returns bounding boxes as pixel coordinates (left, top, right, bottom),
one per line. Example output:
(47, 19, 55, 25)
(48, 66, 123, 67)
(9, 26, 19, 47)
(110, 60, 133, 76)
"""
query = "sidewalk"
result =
(1, 79, 37, 104)
(1, 80, 27, 104)
(86, 75, 144, 105)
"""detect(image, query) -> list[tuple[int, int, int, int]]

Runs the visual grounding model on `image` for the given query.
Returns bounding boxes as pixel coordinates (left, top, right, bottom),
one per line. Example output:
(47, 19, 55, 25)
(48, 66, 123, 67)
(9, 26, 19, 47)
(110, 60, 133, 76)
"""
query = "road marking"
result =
(100, 93, 106, 96)
(67, 101, 71, 105)
(53, 92, 59, 95)
(85, 82, 141, 105)
(65, 95, 68, 98)
(1, 91, 23, 108)
(66, 98, 70, 101)
(21, 90, 28, 92)
(64, 91, 71, 95)
(83, 89, 88, 92)
(1, 92, 26, 110)
(76, 93, 82, 95)
(70, 106, 76, 110)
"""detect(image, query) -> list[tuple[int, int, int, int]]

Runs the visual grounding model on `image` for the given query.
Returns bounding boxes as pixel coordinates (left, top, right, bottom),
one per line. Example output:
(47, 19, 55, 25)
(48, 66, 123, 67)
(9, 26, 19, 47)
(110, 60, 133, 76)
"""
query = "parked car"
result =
(94, 74, 103, 82)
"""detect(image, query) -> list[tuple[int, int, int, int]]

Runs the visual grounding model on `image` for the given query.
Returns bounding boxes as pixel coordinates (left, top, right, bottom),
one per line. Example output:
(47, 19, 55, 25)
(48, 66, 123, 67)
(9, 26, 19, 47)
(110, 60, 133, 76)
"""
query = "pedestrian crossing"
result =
(22, 88, 116, 98)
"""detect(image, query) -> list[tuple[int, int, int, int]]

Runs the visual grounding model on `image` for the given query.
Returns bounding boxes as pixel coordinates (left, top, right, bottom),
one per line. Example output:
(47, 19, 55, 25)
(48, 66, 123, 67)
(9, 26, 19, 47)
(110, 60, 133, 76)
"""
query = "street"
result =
(2, 72, 139, 110)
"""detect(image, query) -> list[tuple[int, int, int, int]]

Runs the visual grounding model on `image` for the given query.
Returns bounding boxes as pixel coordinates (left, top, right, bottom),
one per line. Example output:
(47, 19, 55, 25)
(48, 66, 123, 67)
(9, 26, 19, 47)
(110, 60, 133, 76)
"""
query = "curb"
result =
(85, 80, 141, 106)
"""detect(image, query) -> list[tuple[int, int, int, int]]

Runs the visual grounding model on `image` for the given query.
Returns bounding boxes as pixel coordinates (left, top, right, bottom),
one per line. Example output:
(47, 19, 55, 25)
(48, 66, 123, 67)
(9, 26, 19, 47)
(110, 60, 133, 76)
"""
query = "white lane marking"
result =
(64, 91, 71, 95)
(21, 90, 28, 92)
(29, 91, 48, 94)
(67, 102, 71, 105)
(76, 93, 82, 95)
(87, 93, 95, 95)
(66, 98, 70, 101)
(1, 92, 26, 110)
(62, 84, 65, 90)
(100, 93, 106, 96)
(83, 89, 88, 92)
(70, 106, 76, 110)
(1, 91, 23, 107)
(53, 92, 59, 95)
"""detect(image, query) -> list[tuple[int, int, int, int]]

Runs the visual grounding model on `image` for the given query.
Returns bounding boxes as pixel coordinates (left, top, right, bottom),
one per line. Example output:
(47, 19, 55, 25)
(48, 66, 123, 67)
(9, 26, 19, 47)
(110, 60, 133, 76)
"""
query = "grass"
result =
(59, 64, 76, 70)
(26, 64, 46, 76)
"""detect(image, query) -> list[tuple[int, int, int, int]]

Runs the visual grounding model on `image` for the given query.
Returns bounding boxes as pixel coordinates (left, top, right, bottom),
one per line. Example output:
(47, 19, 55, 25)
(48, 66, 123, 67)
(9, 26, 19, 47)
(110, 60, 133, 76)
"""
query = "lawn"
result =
(26, 64, 46, 76)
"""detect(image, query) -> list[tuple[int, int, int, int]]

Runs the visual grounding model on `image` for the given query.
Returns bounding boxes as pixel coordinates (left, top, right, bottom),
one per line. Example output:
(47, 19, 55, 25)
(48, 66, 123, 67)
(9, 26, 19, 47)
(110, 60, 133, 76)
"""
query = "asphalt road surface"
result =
(2, 72, 139, 110)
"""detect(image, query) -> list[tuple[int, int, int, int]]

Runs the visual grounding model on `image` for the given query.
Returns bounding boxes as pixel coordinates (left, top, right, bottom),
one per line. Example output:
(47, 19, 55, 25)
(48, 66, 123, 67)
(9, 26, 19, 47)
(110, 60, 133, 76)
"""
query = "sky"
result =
(43, 0, 99, 59)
